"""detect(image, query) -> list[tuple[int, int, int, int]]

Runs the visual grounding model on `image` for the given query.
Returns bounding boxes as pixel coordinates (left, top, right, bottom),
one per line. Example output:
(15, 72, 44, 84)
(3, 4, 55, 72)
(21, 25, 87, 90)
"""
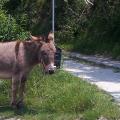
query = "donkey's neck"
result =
(23, 41, 41, 66)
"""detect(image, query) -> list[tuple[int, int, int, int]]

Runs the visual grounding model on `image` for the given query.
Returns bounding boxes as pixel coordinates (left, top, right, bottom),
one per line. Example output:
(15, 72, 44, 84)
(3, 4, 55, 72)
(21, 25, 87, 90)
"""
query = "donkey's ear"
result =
(31, 35, 39, 41)
(47, 32, 54, 43)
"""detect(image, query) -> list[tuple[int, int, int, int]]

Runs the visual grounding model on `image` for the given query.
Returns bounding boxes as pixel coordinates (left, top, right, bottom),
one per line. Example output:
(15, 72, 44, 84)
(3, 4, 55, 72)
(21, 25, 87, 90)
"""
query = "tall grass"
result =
(0, 66, 120, 120)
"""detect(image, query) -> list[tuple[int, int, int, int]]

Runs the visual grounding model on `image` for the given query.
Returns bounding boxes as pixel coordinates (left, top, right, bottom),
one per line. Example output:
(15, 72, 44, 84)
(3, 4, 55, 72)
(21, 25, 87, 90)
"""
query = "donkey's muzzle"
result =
(45, 64, 56, 74)
(48, 69, 55, 74)
(48, 65, 56, 74)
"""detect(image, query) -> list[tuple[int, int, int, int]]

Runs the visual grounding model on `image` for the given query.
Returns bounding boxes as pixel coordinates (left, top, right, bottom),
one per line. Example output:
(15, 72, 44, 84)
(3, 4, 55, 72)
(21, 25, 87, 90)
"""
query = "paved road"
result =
(63, 57, 120, 103)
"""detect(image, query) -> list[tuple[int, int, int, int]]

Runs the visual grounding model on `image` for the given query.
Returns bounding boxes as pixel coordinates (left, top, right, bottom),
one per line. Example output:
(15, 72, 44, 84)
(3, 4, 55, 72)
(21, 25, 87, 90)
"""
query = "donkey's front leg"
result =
(11, 75, 19, 108)
(17, 75, 27, 109)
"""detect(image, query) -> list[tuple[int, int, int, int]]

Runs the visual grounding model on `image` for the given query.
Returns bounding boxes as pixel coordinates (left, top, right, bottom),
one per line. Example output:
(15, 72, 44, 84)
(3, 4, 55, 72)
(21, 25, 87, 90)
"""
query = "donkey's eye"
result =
(41, 51, 46, 55)
(44, 54, 47, 57)
(43, 53, 48, 58)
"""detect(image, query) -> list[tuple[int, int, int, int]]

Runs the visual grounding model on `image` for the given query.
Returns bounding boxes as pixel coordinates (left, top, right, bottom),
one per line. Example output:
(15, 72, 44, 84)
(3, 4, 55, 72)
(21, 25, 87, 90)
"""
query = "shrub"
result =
(0, 10, 29, 41)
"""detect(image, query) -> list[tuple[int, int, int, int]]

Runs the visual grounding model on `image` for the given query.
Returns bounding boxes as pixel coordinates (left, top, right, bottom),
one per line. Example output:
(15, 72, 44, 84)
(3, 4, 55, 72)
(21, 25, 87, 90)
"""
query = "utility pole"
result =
(52, 0, 55, 34)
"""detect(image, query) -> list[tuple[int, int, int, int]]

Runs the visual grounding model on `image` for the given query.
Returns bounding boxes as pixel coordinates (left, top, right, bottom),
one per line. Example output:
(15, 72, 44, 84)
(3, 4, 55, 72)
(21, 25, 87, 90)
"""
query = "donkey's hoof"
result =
(17, 101, 24, 109)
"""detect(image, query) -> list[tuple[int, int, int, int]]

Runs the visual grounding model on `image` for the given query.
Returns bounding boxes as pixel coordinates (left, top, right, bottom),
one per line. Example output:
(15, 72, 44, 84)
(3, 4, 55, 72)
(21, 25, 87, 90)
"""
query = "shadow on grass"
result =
(0, 105, 39, 117)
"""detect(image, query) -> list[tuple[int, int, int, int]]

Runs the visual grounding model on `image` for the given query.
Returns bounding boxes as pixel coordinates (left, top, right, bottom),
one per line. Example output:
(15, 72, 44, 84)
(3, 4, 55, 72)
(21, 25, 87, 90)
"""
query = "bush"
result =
(112, 43, 120, 59)
(0, 10, 29, 41)
(56, 0, 120, 58)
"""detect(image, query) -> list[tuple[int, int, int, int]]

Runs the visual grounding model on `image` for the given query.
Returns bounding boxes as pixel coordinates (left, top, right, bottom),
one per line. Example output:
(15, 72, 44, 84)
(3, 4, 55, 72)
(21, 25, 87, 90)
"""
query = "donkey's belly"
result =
(0, 59, 14, 79)
(0, 67, 13, 79)
(0, 72, 12, 79)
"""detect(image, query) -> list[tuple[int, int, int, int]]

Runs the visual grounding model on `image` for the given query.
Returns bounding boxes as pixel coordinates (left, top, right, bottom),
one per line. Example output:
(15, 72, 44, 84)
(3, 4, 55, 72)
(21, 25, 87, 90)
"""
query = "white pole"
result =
(52, 0, 55, 33)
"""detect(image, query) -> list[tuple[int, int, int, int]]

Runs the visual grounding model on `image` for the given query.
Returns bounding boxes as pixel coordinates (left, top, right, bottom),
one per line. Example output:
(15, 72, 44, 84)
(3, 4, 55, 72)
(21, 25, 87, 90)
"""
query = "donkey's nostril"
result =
(49, 70, 54, 74)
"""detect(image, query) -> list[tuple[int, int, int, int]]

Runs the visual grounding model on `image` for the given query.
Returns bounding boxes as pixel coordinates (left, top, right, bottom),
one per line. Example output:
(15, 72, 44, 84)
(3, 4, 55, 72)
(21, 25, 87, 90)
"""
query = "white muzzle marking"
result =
(48, 63, 56, 71)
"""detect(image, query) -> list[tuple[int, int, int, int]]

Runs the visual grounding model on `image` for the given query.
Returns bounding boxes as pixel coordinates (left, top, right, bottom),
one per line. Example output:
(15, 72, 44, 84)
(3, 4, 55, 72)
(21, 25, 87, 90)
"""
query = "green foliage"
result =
(4, 0, 51, 34)
(0, 67, 120, 120)
(0, 0, 119, 57)
(0, 10, 29, 41)
(56, 0, 120, 58)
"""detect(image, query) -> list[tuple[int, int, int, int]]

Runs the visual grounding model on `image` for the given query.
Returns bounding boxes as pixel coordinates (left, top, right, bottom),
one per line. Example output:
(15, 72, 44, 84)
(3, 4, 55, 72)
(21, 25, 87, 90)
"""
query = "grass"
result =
(0, 66, 120, 120)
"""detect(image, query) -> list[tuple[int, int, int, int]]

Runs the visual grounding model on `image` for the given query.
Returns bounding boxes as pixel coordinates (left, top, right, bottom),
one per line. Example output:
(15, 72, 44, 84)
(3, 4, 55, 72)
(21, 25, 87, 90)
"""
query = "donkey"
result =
(0, 32, 56, 109)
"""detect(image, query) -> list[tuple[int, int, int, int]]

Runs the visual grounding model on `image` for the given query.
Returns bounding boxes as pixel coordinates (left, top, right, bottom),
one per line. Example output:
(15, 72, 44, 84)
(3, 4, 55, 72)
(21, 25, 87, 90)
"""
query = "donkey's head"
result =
(31, 32, 56, 74)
